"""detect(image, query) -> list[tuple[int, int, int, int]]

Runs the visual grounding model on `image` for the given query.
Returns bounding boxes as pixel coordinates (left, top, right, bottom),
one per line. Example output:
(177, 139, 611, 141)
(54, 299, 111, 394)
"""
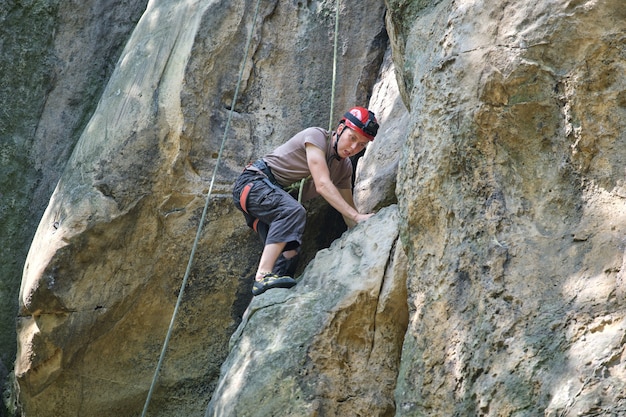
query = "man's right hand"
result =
(354, 212, 375, 223)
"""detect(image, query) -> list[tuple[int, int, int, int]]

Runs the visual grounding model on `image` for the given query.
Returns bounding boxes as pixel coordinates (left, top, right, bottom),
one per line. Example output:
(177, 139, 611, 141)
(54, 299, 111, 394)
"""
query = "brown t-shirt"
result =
(263, 127, 353, 201)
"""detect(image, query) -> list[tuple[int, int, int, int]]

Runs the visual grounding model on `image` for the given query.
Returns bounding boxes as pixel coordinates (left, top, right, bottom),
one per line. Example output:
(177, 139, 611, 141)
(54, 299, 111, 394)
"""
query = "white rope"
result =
(298, 0, 341, 203)
(328, 0, 340, 131)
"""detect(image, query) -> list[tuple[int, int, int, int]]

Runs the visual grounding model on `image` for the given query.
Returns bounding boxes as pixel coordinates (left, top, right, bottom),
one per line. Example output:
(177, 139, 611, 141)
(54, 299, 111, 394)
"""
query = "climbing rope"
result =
(328, 0, 340, 131)
(297, 0, 341, 203)
(140, 0, 263, 415)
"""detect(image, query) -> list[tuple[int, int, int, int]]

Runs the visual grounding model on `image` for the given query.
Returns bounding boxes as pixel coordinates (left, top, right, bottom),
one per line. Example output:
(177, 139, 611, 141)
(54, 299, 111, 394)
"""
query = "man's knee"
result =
(291, 203, 306, 223)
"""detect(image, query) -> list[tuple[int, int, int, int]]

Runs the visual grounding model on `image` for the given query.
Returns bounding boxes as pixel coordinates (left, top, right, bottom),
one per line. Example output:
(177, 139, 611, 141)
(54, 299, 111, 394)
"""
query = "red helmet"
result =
(340, 107, 379, 141)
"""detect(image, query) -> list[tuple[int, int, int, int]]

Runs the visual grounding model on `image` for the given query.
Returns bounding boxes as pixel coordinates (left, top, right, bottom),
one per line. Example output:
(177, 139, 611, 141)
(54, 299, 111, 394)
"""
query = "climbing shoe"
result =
(252, 273, 297, 296)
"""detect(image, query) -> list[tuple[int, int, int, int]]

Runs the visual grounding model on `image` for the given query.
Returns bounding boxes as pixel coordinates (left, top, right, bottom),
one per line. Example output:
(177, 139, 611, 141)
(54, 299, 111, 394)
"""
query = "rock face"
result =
(389, 0, 626, 415)
(7, 0, 626, 417)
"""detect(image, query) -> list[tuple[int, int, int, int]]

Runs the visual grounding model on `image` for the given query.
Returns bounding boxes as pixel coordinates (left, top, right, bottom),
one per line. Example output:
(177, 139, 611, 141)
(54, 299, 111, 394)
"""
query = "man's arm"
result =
(338, 188, 358, 228)
(305, 142, 373, 225)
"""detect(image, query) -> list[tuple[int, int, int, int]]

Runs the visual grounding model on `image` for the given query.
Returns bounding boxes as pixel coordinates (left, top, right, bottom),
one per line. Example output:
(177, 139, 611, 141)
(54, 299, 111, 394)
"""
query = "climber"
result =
(233, 106, 379, 296)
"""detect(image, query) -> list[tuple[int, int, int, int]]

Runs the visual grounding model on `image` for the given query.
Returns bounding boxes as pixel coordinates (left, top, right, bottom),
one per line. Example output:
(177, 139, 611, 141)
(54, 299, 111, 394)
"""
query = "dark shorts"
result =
(233, 169, 306, 251)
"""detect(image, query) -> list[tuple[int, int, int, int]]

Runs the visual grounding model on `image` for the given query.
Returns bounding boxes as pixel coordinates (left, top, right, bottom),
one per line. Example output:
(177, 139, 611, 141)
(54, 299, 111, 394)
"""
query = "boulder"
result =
(207, 206, 408, 417)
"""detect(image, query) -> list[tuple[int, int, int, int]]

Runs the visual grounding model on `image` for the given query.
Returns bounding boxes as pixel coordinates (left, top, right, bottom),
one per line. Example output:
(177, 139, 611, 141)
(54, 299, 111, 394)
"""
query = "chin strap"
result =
(333, 138, 341, 160)
(332, 128, 344, 161)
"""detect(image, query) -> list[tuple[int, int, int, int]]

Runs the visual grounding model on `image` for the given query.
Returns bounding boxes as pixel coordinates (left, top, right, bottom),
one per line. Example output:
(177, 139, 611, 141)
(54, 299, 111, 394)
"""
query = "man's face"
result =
(336, 125, 370, 158)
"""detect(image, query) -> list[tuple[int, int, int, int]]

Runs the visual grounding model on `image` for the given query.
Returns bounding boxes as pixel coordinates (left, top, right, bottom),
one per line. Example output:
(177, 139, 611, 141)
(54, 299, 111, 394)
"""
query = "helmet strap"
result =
(332, 125, 345, 160)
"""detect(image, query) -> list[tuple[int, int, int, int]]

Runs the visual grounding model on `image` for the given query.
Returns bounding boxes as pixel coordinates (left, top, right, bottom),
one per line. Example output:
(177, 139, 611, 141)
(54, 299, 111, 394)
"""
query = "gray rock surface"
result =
(207, 206, 407, 417)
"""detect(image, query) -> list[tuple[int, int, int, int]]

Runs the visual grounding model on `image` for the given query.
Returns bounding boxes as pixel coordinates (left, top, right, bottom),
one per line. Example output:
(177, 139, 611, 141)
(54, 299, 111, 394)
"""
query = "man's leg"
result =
(255, 242, 287, 281)
(252, 241, 298, 296)
(252, 198, 303, 280)
(234, 176, 304, 295)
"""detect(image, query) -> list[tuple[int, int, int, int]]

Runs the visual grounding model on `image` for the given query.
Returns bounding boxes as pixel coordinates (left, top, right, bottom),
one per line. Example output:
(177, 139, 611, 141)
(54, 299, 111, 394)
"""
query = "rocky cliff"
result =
(3, 0, 626, 416)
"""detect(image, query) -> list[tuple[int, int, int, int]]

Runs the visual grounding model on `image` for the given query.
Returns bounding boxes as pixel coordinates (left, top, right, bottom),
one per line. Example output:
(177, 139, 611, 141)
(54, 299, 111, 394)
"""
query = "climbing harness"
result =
(238, 159, 282, 232)
(239, 182, 258, 230)
(140, 0, 263, 415)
